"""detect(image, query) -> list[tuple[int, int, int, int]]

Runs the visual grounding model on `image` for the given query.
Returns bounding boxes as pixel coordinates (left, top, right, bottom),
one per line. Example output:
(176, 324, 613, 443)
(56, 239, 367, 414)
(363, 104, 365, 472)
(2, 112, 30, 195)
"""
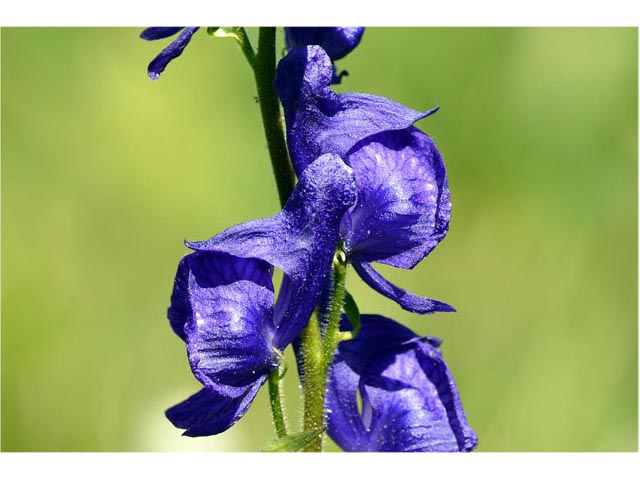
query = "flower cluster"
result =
(153, 27, 477, 452)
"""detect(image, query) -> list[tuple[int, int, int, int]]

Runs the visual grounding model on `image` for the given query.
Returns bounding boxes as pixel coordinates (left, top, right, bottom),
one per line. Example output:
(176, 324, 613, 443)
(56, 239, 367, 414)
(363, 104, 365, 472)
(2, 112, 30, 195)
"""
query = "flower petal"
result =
(342, 127, 451, 268)
(147, 27, 199, 80)
(167, 251, 273, 342)
(140, 27, 184, 41)
(186, 153, 357, 349)
(284, 27, 365, 61)
(326, 315, 477, 452)
(352, 261, 455, 314)
(185, 278, 277, 396)
(275, 45, 438, 175)
(165, 382, 264, 437)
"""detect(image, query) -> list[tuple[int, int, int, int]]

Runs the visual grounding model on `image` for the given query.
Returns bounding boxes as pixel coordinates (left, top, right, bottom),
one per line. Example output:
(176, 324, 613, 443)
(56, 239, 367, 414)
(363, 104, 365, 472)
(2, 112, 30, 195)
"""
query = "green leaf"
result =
(261, 427, 326, 452)
(343, 291, 361, 337)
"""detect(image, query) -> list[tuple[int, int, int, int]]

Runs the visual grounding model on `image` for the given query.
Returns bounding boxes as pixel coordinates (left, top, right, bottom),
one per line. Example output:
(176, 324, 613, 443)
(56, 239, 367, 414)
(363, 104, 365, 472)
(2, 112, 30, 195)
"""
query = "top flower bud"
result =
(284, 27, 365, 61)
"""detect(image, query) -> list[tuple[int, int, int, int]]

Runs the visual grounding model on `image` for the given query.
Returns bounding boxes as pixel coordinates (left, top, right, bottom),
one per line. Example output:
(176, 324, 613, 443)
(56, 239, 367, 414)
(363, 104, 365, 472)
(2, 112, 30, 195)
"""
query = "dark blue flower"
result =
(326, 314, 477, 452)
(166, 154, 357, 436)
(284, 27, 365, 85)
(275, 45, 453, 314)
(140, 27, 200, 80)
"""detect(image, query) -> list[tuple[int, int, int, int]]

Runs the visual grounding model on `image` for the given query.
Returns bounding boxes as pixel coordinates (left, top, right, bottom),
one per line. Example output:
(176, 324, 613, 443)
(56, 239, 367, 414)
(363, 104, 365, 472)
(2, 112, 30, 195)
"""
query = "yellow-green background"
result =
(1, 27, 637, 452)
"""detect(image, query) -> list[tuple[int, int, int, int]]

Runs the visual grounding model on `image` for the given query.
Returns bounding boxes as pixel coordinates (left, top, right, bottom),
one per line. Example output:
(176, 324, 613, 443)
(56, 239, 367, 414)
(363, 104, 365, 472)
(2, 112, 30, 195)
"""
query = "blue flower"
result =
(275, 45, 453, 314)
(284, 27, 365, 85)
(140, 27, 200, 80)
(166, 154, 356, 436)
(326, 314, 477, 452)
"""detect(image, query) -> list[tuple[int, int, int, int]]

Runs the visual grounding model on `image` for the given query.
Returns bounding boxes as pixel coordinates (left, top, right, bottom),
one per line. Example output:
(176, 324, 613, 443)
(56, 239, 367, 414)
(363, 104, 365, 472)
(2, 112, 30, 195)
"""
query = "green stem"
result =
(322, 250, 348, 372)
(267, 369, 288, 438)
(300, 313, 325, 452)
(254, 27, 296, 206)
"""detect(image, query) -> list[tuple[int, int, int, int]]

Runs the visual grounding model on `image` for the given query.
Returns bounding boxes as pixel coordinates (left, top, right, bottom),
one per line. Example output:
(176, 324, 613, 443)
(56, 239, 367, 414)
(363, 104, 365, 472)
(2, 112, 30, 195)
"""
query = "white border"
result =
(1, 452, 640, 478)
(1, 0, 638, 472)
(0, 1, 639, 26)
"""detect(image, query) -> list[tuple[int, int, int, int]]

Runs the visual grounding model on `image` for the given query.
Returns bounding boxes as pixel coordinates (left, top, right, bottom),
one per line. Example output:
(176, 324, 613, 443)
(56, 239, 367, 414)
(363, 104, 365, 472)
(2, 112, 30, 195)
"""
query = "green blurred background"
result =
(1, 27, 637, 452)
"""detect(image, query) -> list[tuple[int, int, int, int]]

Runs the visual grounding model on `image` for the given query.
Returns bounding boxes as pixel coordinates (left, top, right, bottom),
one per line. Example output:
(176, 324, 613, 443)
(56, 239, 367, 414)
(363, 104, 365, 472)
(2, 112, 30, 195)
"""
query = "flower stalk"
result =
(250, 27, 297, 441)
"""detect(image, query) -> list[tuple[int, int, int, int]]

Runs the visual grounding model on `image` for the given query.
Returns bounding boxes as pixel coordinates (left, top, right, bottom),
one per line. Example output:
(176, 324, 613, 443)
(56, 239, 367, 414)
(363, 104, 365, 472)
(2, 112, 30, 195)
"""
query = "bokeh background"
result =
(1, 27, 637, 452)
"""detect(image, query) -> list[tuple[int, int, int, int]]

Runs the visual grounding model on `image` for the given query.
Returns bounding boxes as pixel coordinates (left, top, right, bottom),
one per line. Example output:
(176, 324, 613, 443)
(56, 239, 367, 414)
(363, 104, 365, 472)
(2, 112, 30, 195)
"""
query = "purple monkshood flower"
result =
(275, 45, 453, 315)
(140, 27, 200, 80)
(326, 314, 478, 452)
(166, 154, 356, 436)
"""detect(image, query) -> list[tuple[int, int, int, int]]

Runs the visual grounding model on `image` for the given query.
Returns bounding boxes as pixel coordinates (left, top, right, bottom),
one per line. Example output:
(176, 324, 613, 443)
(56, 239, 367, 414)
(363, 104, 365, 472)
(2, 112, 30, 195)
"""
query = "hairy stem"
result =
(300, 313, 325, 451)
(321, 250, 348, 373)
(300, 250, 349, 452)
